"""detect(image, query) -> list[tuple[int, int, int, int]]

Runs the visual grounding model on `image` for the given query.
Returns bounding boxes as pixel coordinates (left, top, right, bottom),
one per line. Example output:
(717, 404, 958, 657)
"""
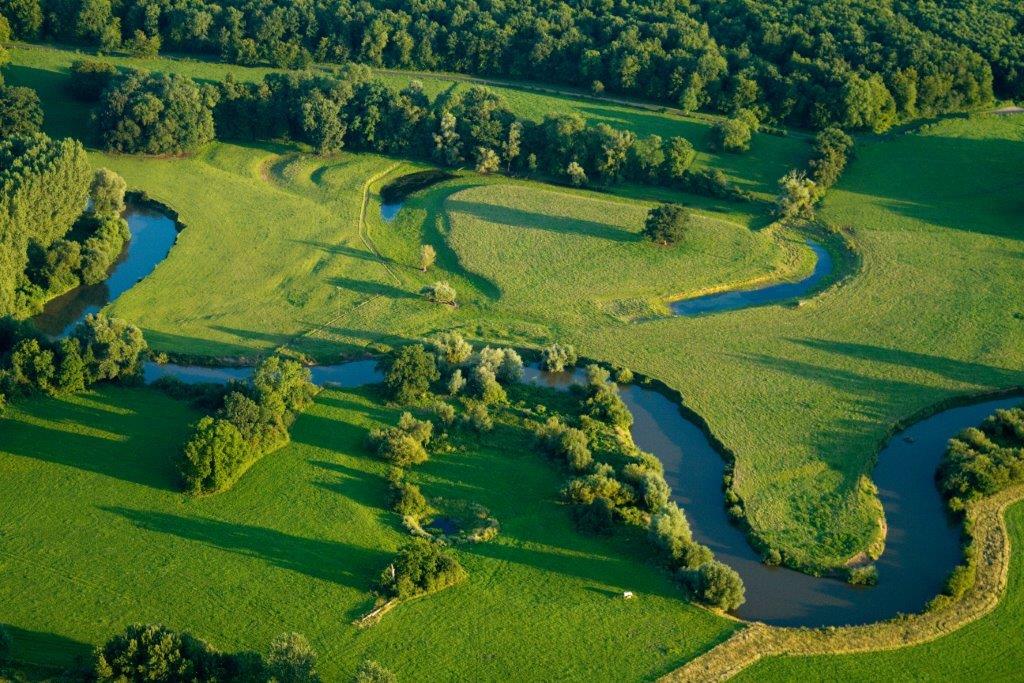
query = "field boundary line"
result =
(661, 484, 1024, 682)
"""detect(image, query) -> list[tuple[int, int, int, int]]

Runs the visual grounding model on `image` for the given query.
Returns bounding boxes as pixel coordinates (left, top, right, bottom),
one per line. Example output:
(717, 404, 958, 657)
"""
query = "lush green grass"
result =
(732, 501, 1024, 681)
(8, 42, 809, 199)
(7, 42, 1024, 573)
(0, 385, 736, 680)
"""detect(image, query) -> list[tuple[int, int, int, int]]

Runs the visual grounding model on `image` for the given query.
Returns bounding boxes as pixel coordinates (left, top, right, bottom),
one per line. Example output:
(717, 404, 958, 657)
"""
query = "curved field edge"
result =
(658, 221, 861, 319)
(661, 482, 1024, 682)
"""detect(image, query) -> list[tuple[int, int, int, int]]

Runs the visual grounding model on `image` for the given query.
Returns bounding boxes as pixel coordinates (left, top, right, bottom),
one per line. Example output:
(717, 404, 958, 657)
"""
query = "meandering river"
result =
(33, 199, 179, 336)
(143, 357, 1017, 627)
(670, 240, 833, 316)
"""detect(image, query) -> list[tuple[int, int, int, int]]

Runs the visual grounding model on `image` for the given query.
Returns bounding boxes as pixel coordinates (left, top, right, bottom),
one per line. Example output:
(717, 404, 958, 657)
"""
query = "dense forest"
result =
(1, 0, 1020, 130)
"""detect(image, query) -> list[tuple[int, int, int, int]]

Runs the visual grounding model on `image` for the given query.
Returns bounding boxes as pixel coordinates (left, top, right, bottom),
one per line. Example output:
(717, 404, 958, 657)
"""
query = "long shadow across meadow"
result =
(446, 198, 639, 243)
(102, 506, 389, 589)
(1, 393, 180, 490)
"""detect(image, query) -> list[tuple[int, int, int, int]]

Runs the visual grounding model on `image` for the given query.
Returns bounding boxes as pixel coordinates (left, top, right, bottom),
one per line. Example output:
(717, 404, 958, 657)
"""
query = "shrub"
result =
(73, 314, 147, 382)
(847, 564, 878, 586)
(77, 212, 131, 285)
(535, 417, 593, 472)
(385, 345, 439, 403)
(179, 416, 252, 493)
(541, 343, 578, 372)
(376, 538, 468, 600)
(775, 170, 817, 221)
(392, 479, 429, 517)
(68, 59, 118, 101)
(686, 560, 745, 610)
(711, 118, 751, 152)
(938, 407, 1024, 507)
(945, 562, 977, 598)
(447, 368, 466, 396)
(420, 280, 457, 305)
(564, 464, 634, 507)
(461, 401, 493, 433)
(566, 161, 587, 186)
(471, 365, 507, 404)
(649, 503, 711, 569)
(267, 632, 320, 683)
(253, 356, 316, 415)
(90, 168, 127, 214)
(368, 412, 433, 466)
(355, 659, 397, 683)
(418, 244, 436, 271)
(431, 331, 472, 367)
(432, 400, 456, 426)
(809, 126, 854, 190)
(643, 204, 690, 245)
(584, 376, 633, 429)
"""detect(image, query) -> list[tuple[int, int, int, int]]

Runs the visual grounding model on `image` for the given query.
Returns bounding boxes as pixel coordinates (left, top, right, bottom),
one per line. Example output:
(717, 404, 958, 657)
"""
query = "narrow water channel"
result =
(670, 239, 833, 316)
(143, 358, 1018, 627)
(33, 200, 179, 336)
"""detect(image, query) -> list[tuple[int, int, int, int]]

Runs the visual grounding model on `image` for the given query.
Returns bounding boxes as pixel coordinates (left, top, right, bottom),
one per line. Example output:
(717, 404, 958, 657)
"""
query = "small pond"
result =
(380, 202, 403, 222)
(670, 239, 833, 316)
(426, 516, 462, 535)
(34, 200, 179, 337)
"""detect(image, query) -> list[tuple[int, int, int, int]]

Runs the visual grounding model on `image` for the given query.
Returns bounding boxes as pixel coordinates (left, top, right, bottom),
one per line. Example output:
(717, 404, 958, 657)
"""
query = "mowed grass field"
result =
(0, 385, 737, 680)
(732, 502, 1024, 681)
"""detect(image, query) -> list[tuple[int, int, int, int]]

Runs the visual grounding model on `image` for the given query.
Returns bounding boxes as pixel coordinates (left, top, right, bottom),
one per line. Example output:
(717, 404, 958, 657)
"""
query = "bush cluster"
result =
(94, 623, 324, 683)
(541, 343, 578, 373)
(376, 538, 468, 600)
(0, 313, 145, 400)
(179, 356, 316, 494)
(367, 412, 433, 467)
(938, 405, 1024, 511)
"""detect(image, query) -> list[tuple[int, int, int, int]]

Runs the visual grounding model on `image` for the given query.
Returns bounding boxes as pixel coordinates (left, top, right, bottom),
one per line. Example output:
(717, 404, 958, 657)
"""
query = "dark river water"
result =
(143, 358, 1017, 627)
(670, 240, 832, 316)
(34, 201, 179, 336)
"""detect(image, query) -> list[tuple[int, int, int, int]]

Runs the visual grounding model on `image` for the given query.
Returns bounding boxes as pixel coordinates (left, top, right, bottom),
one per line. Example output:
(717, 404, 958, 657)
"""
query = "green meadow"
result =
(733, 502, 1024, 681)
(0, 385, 736, 680)
(2, 39, 1024, 680)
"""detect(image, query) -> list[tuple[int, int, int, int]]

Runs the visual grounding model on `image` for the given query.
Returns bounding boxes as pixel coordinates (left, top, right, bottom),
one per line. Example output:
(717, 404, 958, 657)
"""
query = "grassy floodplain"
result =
(4, 42, 1024, 575)
(0, 384, 736, 680)
(732, 502, 1024, 681)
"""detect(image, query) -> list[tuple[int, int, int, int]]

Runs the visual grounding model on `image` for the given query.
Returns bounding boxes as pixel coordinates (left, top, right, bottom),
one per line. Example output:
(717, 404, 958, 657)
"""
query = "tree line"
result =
(163, 355, 318, 494)
(0, 131, 134, 318)
(80, 61, 754, 201)
(2, 0, 1018, 130)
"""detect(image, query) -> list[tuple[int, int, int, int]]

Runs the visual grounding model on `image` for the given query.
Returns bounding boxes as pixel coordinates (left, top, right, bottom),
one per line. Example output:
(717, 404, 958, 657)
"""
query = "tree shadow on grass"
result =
(792, 338, 1024, 389)
(0, 391, 181, 491)
(328, 276, 415, 300)
(445, 198, 641, 243)
(2, 624, 93, 669)
(289, 239, 378, 262)
(102, 506, 388, 589)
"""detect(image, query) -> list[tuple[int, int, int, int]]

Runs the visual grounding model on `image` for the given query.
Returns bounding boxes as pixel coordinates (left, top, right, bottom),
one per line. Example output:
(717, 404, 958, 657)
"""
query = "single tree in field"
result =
(643, 204, 690, 245)
(421, 281, 457, 306)
(90, 168, 127, 214)
(775, 170, 817, 221)
(419, 244, 436, 271)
